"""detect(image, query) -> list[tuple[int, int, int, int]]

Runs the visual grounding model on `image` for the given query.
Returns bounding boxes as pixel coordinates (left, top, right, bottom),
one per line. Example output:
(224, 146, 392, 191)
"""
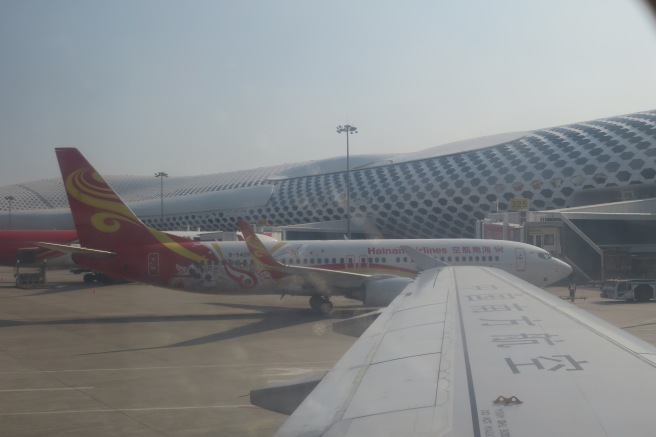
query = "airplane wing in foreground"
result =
(259, 266, 656, 436)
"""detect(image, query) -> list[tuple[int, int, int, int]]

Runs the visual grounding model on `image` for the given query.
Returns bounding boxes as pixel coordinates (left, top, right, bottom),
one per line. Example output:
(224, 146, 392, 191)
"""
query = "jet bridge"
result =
(485, 198, 656, 282)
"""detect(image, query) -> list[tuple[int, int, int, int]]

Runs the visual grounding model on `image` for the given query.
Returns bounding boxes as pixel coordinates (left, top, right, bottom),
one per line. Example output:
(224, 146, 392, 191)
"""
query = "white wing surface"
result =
(272, 266, 656, 436)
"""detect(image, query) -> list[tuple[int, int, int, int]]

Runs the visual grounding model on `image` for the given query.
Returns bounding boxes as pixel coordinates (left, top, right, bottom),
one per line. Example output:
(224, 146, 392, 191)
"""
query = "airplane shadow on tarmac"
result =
(0, 298, 367, 355)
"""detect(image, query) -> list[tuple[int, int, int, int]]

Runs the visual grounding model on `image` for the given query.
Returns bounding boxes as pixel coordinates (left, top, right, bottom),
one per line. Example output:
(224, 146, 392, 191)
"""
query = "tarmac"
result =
(1, 268, 656, 436)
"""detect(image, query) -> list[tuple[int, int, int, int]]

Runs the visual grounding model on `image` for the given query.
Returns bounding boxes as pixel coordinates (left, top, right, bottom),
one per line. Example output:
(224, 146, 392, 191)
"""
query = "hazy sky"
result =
(1, 0, 655, 186)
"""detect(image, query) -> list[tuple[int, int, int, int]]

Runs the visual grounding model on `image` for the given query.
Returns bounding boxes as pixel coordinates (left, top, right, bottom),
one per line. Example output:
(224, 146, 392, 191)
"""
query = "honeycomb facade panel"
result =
(1, 110, 656, 238)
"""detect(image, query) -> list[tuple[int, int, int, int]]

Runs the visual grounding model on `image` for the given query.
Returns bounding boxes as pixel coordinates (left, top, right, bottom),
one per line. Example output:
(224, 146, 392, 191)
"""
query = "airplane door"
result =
(515, 248, 526, 271)
(148, 252, 160, 277)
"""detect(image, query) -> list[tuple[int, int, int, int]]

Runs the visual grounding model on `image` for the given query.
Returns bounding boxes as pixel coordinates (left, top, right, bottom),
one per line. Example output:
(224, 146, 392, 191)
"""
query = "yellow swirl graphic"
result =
(90, 212, 124, 233)
(210, 242, 225, 258)
(66, 169, 142, 232)
(67, 168, 207, 263)
(146, 227, 207, 262)
(245, 234, 266, 258)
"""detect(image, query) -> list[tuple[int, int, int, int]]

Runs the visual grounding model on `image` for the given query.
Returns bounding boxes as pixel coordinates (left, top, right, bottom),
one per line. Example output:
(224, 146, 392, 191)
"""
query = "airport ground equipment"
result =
(601, 279, 656, 302)
(13, 249, 46, 288)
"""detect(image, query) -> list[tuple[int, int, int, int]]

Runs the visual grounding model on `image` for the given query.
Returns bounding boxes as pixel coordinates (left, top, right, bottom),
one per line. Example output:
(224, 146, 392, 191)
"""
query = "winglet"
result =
(236, 219, 285, 269)
(401, 245, 449, 271)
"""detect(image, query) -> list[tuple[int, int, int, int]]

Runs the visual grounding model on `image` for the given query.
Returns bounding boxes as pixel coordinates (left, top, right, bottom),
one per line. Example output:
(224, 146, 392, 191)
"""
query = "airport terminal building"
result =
(2, 109, 656, 280)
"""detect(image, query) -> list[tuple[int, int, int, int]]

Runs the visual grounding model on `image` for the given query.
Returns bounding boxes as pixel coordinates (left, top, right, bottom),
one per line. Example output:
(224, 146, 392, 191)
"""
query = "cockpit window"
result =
(538, 253, 551, 260)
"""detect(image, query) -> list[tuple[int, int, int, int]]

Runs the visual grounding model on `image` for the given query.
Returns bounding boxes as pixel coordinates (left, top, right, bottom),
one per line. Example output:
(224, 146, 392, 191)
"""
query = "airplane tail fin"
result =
(55, 148, 184, 250)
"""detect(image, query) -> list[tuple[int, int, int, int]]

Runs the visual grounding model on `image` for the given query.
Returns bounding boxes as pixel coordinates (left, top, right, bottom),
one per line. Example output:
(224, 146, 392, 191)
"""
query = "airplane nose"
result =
(556, 258, 573, 278)
(543, 258, 572, 286)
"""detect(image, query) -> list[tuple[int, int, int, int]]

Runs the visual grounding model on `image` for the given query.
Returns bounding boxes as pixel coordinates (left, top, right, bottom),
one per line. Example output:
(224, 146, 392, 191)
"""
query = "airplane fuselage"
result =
(75, 237, 571, 295)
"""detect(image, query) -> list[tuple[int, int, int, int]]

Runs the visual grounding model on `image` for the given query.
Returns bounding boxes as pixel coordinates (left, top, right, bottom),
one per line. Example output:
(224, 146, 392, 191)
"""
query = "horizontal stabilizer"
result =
(250, 371, 327, 415)
(34, 242, 116, 258)
(401, 245, 449, 270)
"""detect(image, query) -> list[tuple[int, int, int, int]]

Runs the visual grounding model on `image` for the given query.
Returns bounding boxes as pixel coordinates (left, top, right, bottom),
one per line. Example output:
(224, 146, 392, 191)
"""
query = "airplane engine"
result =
(362, 277, 414, 307)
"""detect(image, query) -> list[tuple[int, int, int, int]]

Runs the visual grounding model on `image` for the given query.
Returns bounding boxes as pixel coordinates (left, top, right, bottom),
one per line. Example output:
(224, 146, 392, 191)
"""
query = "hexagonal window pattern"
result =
(3, 109, 656, 241)
(605, 162, 620, 172)
(582, 164, 597, 175)
(616, 171, 631, 182)
(641, 168, 656, 180)
(629, 159, 645, 170)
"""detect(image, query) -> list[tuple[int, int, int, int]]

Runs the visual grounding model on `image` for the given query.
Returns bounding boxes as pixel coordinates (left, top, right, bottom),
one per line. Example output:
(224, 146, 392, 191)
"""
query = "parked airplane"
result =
(39, 148, 571, 314)
(0, 230, 78, 266)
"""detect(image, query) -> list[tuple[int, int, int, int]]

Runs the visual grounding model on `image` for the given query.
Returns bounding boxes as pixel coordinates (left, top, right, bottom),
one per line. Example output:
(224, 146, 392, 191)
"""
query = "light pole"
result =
(154, 172, 168, 227)
(4, 196, 14, 230)
(336, 124, 357, 239)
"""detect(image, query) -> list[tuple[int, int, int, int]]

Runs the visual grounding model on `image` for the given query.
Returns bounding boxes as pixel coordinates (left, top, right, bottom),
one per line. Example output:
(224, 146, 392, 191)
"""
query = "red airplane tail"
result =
(55, 148, 185, 250)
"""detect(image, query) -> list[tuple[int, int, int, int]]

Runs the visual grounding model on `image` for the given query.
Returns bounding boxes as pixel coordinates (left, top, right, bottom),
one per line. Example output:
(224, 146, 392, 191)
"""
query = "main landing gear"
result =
(82, 272, 115, 284)
(309, 295, 334, 316)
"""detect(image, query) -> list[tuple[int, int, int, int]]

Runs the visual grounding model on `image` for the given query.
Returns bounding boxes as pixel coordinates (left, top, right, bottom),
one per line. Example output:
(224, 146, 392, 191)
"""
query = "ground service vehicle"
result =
(601, 279, 656, 302)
